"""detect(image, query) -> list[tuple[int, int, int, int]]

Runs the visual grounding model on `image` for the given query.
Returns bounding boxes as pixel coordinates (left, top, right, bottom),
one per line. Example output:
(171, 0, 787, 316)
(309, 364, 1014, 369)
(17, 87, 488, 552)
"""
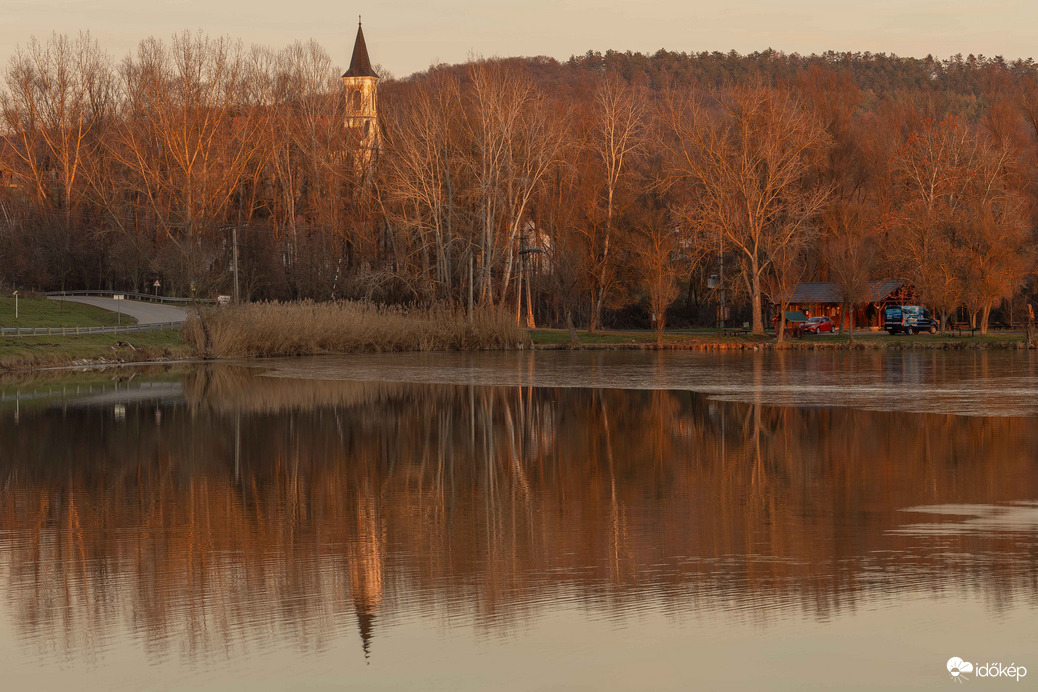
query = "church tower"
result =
(342, 20, 379, 156)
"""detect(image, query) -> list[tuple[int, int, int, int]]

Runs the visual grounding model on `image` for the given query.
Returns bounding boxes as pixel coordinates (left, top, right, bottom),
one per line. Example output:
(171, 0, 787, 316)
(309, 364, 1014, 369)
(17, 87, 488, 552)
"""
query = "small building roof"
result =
(785, 310, 808, 322)
(788, 280, 905, 305)
(343, 22, 378, 79)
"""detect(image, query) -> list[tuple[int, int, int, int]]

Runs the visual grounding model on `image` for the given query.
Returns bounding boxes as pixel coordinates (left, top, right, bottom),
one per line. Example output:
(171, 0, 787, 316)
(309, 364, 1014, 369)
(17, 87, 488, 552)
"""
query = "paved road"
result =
(48, 296, 188, 325)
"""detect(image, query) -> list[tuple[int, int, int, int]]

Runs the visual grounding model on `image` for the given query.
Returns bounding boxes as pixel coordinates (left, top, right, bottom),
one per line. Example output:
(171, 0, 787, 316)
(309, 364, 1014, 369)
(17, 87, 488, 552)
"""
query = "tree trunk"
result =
(980, 304, 991, 336)
(1025, 304, 1035, 346)
(591, 283, 607, 334)
(524, 265, 535, 329)
(588, 293, 599, 333)
(566, 308, 579, 347)
(750, 264, 764, 334)
(685, 275, 698, 311)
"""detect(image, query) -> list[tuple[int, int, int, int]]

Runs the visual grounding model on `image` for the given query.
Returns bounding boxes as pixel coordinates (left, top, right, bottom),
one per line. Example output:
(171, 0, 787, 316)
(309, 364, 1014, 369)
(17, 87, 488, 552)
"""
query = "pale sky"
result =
(2, 0, 1037, 79)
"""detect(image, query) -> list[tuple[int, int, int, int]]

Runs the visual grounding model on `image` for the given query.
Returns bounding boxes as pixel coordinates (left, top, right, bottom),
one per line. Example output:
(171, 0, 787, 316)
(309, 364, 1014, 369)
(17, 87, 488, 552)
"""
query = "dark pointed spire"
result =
(342, 20, 378, 79)
(355, 604, 376, 662)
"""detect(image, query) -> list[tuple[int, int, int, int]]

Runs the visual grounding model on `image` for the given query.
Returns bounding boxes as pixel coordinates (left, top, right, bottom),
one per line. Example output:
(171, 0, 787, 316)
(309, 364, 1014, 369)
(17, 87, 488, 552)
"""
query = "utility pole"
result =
(518, 245, 540, 329)
(232, 226, 240, 304)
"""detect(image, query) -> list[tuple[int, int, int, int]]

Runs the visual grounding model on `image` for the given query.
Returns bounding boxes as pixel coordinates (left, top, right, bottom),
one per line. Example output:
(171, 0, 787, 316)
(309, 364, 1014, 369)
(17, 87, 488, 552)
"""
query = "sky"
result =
(2, 0, 1037, 79)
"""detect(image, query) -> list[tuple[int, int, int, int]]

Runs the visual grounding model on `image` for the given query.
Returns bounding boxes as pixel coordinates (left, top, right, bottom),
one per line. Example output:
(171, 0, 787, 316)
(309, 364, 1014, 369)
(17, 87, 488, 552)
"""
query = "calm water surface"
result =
(0, 350, 1036, 690)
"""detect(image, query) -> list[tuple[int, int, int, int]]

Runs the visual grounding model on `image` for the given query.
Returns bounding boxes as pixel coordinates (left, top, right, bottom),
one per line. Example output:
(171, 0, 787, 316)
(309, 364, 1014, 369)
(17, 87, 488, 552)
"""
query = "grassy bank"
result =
(0, 330, 193, 372)
(530, 328, 1033, 350)
(183, 300, 524, 358)
(2, 316, 1030, 374)
(0, 296, 137, 328)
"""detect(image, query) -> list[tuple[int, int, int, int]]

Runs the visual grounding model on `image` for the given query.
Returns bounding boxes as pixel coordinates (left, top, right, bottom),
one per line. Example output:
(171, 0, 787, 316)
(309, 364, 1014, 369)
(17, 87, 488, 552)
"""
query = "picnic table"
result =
(719, 322, 751, 337)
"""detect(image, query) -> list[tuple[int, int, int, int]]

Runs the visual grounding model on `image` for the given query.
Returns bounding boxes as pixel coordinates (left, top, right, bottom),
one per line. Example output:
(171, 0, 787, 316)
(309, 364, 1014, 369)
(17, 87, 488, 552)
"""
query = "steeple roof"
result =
(342, 21, 379, 79)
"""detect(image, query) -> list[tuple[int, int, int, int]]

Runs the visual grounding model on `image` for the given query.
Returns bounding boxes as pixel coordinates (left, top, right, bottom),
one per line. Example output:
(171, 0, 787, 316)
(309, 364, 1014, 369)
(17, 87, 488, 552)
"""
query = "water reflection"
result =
(0, 362, 1036, 687)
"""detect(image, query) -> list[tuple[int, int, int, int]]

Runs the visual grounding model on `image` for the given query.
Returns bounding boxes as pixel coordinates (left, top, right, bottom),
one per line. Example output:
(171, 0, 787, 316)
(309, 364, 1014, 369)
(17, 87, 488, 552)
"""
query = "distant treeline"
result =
(1, 33, 1037, 334)
(568, 48, 1037, 100)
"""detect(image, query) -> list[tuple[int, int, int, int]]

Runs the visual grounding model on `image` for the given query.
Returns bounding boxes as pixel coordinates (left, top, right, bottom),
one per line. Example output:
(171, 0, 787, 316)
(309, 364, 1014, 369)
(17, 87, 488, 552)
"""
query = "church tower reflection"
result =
(348, 484, 385, 660)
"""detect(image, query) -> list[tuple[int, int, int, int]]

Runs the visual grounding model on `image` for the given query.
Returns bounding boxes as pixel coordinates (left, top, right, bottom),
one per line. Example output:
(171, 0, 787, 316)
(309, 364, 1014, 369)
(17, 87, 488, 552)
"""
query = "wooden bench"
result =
(951, 322, 978, 336)
(720, 322, 751, 337)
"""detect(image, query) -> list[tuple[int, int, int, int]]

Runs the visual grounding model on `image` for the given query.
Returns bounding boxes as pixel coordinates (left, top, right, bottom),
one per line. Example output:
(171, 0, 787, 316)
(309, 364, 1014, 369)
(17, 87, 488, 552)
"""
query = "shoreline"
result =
(1, 329, 1034, 376)
(0, 330, 195, 375)
(534, 338, 1036, 351)
(528, 328, 1035, 352)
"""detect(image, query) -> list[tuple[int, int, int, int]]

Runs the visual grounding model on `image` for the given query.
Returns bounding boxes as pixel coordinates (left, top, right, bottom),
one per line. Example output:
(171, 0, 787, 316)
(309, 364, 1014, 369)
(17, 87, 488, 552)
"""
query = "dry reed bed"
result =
(183, 300, 524, 358)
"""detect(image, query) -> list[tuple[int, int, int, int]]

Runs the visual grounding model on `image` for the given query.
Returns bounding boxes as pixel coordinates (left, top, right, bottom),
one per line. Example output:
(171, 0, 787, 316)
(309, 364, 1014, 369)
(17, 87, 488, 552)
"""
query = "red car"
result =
(799, 316, 839, 335)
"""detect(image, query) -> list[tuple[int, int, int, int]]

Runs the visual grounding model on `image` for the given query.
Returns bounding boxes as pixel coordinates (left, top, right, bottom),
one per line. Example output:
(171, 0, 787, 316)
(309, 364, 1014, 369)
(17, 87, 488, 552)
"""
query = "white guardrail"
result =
(0, 322, 183, 338)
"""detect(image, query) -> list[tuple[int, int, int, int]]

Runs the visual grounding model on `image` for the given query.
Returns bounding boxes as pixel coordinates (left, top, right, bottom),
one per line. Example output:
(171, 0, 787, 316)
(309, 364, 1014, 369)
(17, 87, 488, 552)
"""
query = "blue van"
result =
(884, 305, 938, 335)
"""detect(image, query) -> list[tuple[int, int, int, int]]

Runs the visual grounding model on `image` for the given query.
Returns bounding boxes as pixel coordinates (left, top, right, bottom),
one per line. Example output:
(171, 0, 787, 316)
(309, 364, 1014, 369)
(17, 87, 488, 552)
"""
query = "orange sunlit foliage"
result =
(4, 37, 1037, 329)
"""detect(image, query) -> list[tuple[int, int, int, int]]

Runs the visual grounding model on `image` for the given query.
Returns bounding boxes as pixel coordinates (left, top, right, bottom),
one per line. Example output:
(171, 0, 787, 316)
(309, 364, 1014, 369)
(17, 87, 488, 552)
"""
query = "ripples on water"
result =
(0, 350, 1036, 690)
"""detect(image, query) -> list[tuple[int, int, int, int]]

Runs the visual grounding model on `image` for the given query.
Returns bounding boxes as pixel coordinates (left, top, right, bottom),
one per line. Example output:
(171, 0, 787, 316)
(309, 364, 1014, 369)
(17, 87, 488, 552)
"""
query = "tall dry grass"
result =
(182, 300, 524, 358)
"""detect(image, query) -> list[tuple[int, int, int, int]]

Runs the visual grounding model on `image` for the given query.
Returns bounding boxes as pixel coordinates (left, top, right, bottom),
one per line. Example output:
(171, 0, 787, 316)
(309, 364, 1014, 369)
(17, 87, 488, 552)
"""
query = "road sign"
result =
(114, 294, 125, 300)
(153, 280, 161, 287)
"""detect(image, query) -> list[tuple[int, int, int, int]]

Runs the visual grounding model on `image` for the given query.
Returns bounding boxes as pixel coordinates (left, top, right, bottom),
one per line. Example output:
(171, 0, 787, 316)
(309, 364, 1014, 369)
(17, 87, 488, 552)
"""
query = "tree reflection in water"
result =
(0, 365, 1036, 663)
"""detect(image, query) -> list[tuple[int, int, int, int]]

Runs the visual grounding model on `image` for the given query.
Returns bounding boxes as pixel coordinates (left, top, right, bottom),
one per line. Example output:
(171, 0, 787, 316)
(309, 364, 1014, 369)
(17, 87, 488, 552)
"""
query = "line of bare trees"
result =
(2, 33, 1037, 335)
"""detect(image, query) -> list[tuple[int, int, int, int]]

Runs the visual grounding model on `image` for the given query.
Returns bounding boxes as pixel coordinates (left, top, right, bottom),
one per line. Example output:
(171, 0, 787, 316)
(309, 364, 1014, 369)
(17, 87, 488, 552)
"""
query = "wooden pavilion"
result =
(783, 280, 916, 329)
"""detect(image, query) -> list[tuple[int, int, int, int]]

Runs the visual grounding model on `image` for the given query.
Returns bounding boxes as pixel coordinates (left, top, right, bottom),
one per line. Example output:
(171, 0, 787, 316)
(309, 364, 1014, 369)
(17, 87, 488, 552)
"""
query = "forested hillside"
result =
(2, 34, 1037, 333)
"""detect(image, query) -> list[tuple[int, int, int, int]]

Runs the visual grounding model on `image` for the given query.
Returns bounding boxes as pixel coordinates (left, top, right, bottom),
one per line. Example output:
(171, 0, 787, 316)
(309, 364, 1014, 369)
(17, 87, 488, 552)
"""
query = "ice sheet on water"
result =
(892, 502, 1038, 536)
(256, 349, 1038, 418)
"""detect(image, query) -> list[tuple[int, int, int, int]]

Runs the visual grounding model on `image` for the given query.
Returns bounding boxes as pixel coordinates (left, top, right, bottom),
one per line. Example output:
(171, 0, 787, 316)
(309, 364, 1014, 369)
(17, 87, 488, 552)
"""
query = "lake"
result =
(1, 350, 1036, 690)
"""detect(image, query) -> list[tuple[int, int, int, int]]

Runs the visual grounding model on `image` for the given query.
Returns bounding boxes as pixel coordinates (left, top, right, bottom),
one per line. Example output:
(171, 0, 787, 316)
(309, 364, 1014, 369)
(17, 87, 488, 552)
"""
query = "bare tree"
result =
(892, 115, 1033, 333)
(763, 221, 816, 344)
(635, 213, 681, 344)
(822, 201, 882, 337)
(380, 70, 466, 301)
(1, 33, 113, 218)
(465, 61, 564, 308)
(113, 32, 260, 240)
(664, 84, 833, 333)
(584, 73, 646, 332)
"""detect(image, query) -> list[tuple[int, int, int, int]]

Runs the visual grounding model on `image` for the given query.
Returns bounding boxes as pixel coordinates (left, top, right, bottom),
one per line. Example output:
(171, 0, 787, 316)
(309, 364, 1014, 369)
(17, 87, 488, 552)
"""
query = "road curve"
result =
(48, 296, 188, 325)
